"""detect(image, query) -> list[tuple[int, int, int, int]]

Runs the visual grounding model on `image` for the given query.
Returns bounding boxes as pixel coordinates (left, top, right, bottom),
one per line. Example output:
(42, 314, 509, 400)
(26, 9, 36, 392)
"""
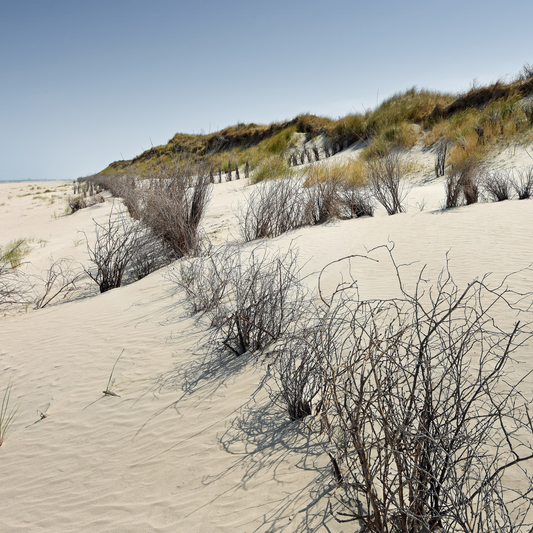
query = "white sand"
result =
(1, 146, 533, 532)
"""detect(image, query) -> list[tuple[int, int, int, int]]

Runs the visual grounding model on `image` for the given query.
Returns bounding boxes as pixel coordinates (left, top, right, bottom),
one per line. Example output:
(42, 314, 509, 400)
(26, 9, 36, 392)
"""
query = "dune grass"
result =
(0, 239, 32, 269)
(95, 67, 533, 188)
(0, 382, 18, 446)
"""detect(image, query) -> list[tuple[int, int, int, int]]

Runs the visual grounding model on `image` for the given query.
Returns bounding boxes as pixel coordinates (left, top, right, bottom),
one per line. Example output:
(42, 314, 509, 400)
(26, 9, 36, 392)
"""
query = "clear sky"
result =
(1, 0, 532, 181)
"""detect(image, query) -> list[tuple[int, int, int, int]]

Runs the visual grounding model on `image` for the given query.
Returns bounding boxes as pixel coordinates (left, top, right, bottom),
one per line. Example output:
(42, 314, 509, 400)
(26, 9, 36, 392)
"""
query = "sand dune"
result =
(1, 147, 533, 531)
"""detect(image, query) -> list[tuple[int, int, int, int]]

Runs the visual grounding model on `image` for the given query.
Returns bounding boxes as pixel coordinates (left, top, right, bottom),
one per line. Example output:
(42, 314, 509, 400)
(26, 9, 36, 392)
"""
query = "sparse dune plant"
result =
(483, 169, 513, 202)
(250, 156, 293, 184)
(304, 162, 374, 220)
(445, 157, 484, 208)
(84, 207, 145, 293)
(512, 166, 533, 199)
(367, 151, 409, 215)
(208, 244, 307, 356)
(140, 167, 212, 258)
(174, 243, 307, 357)
(0, 381, 18, 446)
(0, 239, 31, 269)
(239, 178, 306, 241)
(279, 249, 533, 533)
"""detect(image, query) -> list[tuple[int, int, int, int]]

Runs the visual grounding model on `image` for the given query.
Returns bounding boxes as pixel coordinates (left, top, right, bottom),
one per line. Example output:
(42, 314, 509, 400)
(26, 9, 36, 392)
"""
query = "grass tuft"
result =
(0, 239, 31, 268)
(0, 382, 18, 446)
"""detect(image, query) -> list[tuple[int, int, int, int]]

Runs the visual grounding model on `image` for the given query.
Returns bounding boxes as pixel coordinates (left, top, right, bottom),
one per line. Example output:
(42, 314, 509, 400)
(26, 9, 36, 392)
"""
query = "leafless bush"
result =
(35, 258, 84, 309)
(116, 175, 141, 219)
(210, 244, 307, 356)
(272, 324, 324, 420)
(303, 178, 346, 224)
(445, 158, 483, 208)
(84, 207, 146, 293)
(169, 243, 238, 316)
(0, 261, 29, 311)
(338, 184, 375, 218)
(239, 178, 307, 241)
(367, 152, 409, 215)
(240, 173, 373, 242)
(296, 251, 533, 533)
(512, 166, 533, 199)
(444, 172, 464, 208)
(483, 169, 513, 202)
(140, 167, 212, 258)
(177, 244, 307, 356)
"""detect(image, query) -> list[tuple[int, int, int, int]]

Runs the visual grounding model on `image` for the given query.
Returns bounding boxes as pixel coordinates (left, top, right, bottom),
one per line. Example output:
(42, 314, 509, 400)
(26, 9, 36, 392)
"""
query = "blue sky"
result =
(1, 0, 532, 181)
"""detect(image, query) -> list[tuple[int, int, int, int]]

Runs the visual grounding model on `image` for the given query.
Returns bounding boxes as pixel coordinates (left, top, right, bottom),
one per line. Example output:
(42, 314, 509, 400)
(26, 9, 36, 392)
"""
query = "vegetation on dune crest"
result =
(95, 64, 533, 184)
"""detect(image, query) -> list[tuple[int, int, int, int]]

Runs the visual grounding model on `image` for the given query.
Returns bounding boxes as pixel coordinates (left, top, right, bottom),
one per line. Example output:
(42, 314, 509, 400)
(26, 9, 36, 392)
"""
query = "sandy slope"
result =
(1, 147, 533, 532)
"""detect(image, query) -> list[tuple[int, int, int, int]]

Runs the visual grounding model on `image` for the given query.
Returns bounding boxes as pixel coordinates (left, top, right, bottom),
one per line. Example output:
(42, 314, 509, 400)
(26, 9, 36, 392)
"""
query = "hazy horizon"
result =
(2, 0, 532, 181)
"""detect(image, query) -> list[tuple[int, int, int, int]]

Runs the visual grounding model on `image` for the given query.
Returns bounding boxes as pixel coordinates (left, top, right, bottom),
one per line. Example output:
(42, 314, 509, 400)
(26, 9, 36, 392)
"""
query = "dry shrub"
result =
(176, 244, 307, 357)
(512, 166, 533, 199)
(483, 169, 513, 202)
(140, 167, 212, 258)
(303, 177, 346, 224)
(338, 183, 375, 218)
(170, 243, 238, 316)
(84, 207, 150, 293)
(0, 259, 29, 311)
(239, 178, 307, 241)
(240, 170, 373, 242)
(273, 324, 324, 420)
(67, 192, 105, 214)
(278, 250, 533, 533)
(305, 163, 373, 220)
(367, 151, 409, 215)
(35, 258, 83, 309)
(67, 195, 87, 213)
(445, 157, 484, 208)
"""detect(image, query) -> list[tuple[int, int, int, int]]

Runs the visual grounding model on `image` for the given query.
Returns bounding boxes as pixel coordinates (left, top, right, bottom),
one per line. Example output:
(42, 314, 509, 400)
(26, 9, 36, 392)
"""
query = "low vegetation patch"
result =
(0, 239, 31, 269)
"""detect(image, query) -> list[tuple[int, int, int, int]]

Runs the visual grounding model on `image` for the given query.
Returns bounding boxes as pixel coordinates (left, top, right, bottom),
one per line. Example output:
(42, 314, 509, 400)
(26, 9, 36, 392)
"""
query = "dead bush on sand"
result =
(445, 157, 484, 208)
(239, 179, 307, 241)
(176, 243, 307, 357)
(512, 166, 533, 199)
(84, 207, 147, 293)
(285, 249, 533, 533)
(483, 169, 513, 202)
(140, 167, 212, 258)
(367, 151, 409, 215)
(35, 257, 84, 309)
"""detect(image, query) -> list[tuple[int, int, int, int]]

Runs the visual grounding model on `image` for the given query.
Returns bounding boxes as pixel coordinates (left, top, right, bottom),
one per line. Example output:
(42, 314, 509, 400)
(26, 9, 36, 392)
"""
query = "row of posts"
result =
(287, 140, 348, 167)
(208, 159, 249, 184)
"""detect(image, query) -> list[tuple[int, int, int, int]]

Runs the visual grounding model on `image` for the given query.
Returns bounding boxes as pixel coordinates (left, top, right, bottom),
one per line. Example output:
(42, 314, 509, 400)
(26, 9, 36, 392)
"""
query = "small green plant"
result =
(104, 350, 124, 397)
(0, 239, 31, 268)
(0, 382, 19, 446)
(250, 156, 292, 183)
